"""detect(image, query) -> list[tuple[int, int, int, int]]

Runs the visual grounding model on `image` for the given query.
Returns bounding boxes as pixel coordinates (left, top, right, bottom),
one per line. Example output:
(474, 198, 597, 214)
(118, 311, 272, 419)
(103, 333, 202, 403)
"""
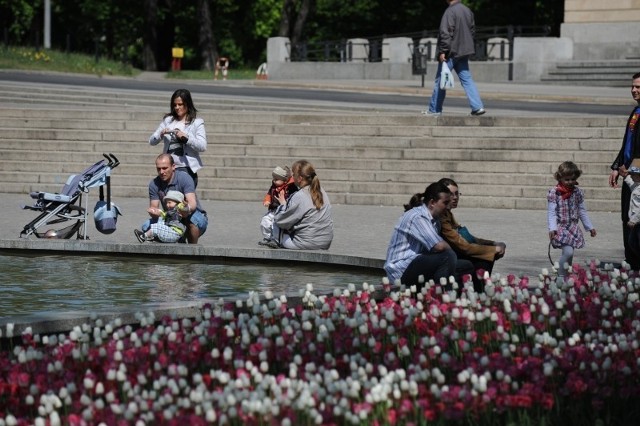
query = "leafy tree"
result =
(1, 0, 564, 69)
(0, 0, 40, 44)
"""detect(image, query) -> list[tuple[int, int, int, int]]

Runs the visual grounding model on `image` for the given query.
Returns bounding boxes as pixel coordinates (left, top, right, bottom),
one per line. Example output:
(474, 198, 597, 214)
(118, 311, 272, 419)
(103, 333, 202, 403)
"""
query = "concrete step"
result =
(0, 149, 615, 176)
(0, 129, 623, 153)
(0, 86, 624, 211)
(541, 60, 640, 87)
(0, 167, 611, 191)
(2, 106, 626, 128)
(5, 122, 623, 142)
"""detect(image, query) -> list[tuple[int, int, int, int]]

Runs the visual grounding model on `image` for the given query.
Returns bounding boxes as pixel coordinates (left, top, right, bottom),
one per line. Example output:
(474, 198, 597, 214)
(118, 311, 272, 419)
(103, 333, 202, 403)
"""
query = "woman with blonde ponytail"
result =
(266, 160, 334, 249)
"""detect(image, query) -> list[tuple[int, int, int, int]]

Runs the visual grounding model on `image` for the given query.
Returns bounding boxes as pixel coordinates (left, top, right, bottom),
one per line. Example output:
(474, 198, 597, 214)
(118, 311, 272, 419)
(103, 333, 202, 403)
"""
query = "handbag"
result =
(458, 225, 476, 244)
(439, 62, 455, 90)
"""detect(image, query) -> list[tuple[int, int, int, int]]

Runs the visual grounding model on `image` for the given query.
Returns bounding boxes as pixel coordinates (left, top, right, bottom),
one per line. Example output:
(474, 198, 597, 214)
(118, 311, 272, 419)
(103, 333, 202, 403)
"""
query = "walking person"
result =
(609, 72, 640, 269)
(548, 161, 597, 279)
(149, 89, 207, 187)
(423, 0, 485, 117)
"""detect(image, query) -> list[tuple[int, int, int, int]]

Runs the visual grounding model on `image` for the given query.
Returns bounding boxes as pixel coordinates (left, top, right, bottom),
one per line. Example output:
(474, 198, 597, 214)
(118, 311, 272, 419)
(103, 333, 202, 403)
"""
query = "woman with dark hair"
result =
(149, 89, 207, 187)
(385, 181, 473, 289)
(267, 160, 334, 250)
(437, 177, 506, 291)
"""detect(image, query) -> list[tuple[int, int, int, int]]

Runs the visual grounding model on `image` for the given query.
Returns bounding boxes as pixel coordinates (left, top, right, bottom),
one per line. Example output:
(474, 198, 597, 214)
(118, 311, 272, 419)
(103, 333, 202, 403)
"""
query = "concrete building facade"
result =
(561, 0, 640, 60)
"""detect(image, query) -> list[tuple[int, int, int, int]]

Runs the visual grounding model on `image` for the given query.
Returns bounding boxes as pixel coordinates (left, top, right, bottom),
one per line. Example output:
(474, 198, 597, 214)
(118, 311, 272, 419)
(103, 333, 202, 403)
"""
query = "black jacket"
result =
(611, 106, 640, 170)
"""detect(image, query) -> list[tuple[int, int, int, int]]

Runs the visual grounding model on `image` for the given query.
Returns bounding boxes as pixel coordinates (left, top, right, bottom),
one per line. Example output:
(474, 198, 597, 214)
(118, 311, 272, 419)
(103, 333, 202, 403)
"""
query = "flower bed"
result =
(2, 261, 640, 425)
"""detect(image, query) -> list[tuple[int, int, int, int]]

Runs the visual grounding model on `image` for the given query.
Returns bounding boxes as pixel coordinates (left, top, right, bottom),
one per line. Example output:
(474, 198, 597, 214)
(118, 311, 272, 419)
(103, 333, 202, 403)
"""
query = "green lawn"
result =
(0, 46, 138, 77)
(0, 46, 258, 80)
(166, 68, 257, 80)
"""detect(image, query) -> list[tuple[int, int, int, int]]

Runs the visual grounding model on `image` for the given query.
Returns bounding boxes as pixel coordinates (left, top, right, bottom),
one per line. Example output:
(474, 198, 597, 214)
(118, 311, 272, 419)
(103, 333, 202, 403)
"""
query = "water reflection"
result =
(0, 254, 382, 318)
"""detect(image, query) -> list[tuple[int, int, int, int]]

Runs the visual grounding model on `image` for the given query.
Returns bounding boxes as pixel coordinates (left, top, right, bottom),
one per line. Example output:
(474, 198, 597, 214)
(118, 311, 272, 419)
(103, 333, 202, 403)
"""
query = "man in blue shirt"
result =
(609, 72, 640, 268)
(141, 154, 208, 243)
(385, 181, 473, 289)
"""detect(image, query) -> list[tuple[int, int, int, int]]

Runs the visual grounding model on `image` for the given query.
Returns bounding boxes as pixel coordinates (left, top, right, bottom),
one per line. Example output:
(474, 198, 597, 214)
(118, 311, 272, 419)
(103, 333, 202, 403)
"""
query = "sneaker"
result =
(421, 110, 442, 117)
(258, 238, 271, 246)
(134, 229, 147, 243)
(471, 108, 486, 116)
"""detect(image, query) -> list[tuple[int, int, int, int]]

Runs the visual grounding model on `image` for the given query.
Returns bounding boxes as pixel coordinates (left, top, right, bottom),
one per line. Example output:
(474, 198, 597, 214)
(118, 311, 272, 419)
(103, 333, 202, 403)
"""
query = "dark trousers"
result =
(628, 224, 640, 262)
(456, 252, 494, 293)
(401, 249, 474, 291)
(178, 167, 198, 188)
(622, 184, 640, 268)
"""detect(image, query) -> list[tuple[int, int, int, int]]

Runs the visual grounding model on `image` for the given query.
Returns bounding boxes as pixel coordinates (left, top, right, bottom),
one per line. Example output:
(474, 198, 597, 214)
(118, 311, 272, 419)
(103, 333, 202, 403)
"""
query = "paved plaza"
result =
(4, 194, 625, 280)
(0, 72, 633, 278)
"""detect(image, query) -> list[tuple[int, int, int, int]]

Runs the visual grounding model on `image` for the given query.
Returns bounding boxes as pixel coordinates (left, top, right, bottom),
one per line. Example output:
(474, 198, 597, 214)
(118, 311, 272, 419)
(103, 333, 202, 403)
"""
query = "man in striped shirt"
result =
(384, 181, 473, 289)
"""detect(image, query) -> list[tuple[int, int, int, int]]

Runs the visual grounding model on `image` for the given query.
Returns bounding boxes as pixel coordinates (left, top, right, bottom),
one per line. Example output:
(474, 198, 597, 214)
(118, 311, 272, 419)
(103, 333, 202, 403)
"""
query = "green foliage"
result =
(0, 0, 40, 41)
(312, 0, 441, 42)
(167, 68, 257, 80)
(0, 0, 564, 69)
(253, 0, 282, 38)
(218, 39, 243, 65)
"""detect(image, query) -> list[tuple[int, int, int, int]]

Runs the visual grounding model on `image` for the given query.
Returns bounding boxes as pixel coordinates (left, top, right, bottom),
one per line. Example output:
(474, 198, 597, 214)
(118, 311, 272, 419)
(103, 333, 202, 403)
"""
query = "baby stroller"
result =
(20, 153, 120, 240)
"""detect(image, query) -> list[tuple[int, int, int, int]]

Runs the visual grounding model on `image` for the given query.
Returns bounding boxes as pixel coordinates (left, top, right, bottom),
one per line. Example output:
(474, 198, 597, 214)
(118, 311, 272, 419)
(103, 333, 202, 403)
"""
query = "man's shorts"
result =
(190, 210, 208, 235)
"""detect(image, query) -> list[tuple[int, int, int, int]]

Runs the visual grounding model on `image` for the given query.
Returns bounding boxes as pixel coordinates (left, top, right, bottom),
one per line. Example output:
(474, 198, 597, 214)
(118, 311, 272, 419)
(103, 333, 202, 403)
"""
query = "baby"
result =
(258, 166, 298, 245)
(134, 190, 187, 243)
(624, 160, 640, 258)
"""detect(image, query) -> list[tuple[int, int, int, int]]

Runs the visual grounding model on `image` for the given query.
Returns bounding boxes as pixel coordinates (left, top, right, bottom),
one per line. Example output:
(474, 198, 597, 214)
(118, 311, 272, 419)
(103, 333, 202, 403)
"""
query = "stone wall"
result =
(562, 0, 640, 60)
(564, 0, 640, 22)
(266, 36, 572, 83)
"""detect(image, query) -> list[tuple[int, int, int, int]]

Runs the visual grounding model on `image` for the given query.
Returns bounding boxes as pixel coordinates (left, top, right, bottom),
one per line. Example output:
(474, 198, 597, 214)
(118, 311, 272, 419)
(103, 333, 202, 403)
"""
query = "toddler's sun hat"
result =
(272, 166, 291, 180)
(164, 190, 185, 204)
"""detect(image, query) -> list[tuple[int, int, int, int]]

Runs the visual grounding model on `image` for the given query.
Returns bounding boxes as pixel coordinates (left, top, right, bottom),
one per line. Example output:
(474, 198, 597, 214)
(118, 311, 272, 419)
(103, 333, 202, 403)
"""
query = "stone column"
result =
(382, 37, 412, 63)
(267, 37, 290, 63)
(347, 38, 369, 62)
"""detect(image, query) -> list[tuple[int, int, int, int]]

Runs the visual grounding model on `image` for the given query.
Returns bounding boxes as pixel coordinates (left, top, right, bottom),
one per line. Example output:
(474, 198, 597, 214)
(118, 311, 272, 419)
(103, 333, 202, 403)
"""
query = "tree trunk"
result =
(278, 0, 295, 37)
(197, 0, 216, 71)
(291, 0, 313, 47)
(143, 0, 158, 71)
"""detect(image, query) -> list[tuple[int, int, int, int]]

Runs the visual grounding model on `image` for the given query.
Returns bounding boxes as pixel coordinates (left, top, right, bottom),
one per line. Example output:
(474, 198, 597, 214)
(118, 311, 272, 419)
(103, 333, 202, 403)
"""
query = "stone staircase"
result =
(541, 59, 640, 87)
(0, 81, 625, 211)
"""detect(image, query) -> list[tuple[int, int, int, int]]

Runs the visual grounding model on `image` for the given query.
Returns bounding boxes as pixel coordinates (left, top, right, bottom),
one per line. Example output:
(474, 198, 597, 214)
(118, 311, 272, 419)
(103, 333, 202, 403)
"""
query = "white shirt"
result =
(149, 116, 207, 173)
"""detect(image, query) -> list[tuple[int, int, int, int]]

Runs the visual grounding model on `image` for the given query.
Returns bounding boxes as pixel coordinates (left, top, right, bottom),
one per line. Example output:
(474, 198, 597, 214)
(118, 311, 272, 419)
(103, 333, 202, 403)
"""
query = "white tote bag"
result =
(439, 62, 455, 90)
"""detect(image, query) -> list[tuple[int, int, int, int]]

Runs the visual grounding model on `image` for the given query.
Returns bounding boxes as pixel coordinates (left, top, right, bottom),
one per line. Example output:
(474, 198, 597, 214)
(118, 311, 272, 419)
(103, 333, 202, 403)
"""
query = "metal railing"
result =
(288, 25, 551, 63)
(288, 39, 386, 63)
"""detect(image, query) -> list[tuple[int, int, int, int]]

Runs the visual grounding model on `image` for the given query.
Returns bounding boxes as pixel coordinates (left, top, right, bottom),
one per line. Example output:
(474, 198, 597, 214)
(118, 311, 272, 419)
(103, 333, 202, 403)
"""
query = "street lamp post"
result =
(44, 0, 51, 49)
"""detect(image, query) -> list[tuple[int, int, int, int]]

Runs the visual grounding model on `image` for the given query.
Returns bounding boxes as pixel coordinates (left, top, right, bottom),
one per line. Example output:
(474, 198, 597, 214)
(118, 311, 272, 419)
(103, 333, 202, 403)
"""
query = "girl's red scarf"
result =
(556, 182, 576, 199)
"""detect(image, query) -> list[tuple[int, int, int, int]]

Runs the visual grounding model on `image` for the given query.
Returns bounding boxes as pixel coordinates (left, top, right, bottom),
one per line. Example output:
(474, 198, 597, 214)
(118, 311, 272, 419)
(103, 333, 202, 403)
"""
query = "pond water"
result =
(0, 254, 383, 319)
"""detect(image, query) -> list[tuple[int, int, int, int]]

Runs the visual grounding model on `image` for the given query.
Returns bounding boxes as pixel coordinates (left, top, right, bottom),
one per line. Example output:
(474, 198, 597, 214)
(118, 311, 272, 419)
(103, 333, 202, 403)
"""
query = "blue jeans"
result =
(142, 210, 208, 237)
(428, 57, 484, 114)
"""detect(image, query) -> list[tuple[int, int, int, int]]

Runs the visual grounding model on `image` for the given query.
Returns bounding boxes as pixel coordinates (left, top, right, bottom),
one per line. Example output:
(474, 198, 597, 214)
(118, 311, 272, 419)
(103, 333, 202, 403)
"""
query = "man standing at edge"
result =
(424, 0, 485, 117)
(609, 72, 640, 269)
